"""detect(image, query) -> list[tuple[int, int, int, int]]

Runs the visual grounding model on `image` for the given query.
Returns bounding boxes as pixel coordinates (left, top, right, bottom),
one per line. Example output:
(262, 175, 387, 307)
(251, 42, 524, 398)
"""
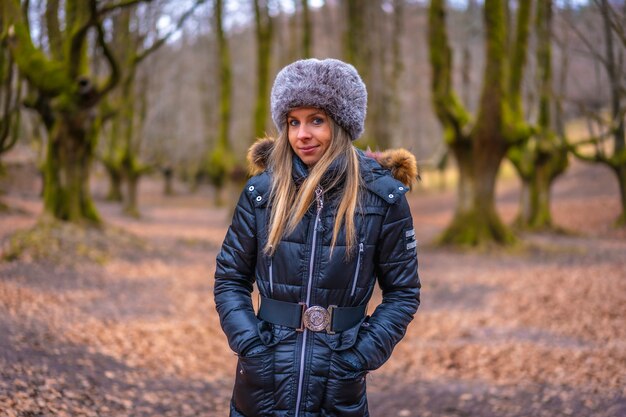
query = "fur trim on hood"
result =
(247, 137, 420, 187)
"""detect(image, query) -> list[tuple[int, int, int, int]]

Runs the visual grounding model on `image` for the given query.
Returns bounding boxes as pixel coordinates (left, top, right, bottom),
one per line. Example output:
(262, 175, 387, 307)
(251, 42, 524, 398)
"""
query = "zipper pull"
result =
(359, 242, 364, 253)
(315, 186, 324, 213)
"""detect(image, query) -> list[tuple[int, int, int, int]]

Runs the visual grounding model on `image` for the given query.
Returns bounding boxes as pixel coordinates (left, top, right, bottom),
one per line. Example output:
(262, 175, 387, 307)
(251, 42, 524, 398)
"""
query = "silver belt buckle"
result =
(302, 305, 331, 332)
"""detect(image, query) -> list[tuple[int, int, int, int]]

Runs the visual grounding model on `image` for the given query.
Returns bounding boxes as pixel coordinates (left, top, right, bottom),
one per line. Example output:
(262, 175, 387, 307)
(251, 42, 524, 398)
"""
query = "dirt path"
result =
(0, 161, 624, 417)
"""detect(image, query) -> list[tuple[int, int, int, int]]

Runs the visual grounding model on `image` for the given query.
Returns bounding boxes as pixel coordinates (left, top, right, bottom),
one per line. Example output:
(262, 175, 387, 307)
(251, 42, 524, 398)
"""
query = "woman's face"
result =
(287, 107, 332, 167)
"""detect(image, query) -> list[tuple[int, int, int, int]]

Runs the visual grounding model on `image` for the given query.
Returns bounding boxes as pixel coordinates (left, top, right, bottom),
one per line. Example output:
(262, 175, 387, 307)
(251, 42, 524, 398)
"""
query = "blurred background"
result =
(0, 0, 624, 416)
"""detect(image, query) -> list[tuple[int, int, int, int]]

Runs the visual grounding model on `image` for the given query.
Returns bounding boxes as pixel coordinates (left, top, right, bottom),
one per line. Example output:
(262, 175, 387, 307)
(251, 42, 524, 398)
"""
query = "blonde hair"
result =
(264, 118, 361, 258)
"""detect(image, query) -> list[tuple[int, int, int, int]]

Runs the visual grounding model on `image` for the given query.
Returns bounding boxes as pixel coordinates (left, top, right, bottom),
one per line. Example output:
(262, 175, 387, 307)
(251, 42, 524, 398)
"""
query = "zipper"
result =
(268, 257, 274, 296)
(294, 186, 324, 417)
(350, 242, 364, 297)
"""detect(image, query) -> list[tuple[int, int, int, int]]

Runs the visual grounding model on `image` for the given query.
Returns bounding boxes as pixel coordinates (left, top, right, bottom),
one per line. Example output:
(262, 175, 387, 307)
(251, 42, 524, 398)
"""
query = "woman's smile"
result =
(299, 144, 319, 153)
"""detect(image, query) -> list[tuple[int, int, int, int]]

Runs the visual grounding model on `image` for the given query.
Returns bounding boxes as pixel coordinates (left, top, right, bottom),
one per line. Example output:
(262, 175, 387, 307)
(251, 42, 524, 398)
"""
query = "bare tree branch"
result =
(593, 0, 626, 47)
(134, 0, 206, 65)
(92, 1, 120, 102)
(68, 19, 94, 80)
(558, 9, 609, 69)
(97, 0, 154, 16)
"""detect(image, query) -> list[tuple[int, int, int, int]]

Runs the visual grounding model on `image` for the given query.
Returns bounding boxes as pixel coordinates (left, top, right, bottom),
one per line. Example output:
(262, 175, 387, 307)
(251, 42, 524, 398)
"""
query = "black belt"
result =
(258, 295, 367, 334)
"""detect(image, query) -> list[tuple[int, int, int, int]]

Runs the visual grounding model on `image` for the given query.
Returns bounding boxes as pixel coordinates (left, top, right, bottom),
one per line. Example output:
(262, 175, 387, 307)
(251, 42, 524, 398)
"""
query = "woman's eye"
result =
(312, 117, 324, 125)
(288, 119, 299, 127)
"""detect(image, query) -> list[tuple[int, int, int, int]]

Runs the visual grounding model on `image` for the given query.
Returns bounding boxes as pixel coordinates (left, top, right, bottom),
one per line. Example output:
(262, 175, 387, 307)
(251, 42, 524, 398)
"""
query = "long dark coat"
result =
(214, 138, 421, 417)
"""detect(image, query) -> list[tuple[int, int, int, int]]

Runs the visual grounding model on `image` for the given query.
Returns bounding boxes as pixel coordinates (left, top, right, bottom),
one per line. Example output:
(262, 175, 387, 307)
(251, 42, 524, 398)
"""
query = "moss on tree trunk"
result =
(440, 139, 515, 246)
(43, 114, 100, 224)
(253, 0, 273, 139)
(123, 171, 140, 218)
(105, 166, 123, 202)
(518, 171, 553, 230)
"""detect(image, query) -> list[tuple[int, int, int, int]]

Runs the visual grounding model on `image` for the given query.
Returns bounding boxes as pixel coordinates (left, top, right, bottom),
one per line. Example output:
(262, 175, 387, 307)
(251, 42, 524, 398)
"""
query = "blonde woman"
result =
(214, 58, 421, 417)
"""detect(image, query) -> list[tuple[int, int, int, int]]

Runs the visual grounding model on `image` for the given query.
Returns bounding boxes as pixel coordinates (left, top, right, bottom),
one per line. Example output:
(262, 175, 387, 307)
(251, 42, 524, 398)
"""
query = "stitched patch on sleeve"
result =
(405, 228, 417, 252)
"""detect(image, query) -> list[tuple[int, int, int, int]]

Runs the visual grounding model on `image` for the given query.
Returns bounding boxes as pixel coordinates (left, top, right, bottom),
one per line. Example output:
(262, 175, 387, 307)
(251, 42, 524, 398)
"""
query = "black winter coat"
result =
(214, 139, 421, 417)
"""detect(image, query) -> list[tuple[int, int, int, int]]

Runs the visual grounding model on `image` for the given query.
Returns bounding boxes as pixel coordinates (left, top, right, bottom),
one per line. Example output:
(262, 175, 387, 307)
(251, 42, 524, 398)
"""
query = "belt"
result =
(258, 295, 367, 335)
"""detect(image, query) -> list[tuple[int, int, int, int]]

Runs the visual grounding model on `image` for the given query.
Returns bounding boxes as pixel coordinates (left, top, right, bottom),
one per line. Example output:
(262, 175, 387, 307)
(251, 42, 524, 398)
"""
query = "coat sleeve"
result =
(214, 185, 261, 356)
(351, 194, 421, 371)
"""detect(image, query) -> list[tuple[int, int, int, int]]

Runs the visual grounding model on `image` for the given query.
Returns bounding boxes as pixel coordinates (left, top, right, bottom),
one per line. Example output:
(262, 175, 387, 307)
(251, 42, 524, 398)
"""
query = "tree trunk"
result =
(529, 169, 553, 229)
(43, 113, 100, 223)
(253, 0, 273, 139)
(208, 0, 235, 206)
(518, 170, 552, 229)
(102, 109, 124, 202)
(615, 164, 626, 226)
(440, 139, 514, 245)
(105, 164, 123, 201)
(301, 0, 311, 58)
(452, 142, 474, 216)
(123, 172, 140, 218)
(163, 167, 174, 196)
(438, 144, 476, 244)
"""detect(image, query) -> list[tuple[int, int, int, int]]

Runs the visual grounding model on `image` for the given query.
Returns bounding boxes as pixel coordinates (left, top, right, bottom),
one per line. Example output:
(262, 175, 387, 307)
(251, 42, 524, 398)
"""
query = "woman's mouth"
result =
(299, 145, 319, 154)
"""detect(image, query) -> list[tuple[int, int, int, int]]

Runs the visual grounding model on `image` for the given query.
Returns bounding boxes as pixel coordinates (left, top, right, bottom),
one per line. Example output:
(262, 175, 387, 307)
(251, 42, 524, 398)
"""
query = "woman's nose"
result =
(297, 124, 311, 140)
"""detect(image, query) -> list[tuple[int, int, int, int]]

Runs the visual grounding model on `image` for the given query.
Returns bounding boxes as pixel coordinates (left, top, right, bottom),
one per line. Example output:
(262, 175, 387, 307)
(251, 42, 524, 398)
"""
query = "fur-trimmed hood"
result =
(246, 137, 420, 187)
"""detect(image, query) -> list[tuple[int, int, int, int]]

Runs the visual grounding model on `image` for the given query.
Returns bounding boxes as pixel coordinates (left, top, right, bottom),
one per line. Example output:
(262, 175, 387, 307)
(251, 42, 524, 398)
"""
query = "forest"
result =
(0, 0, 624, 416)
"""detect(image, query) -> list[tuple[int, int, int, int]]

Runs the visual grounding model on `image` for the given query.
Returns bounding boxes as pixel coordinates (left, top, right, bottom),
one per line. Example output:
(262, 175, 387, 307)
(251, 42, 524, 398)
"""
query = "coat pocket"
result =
(321, 350, 368, 417)
(232, 347, 274, 416)
(318, 319, 370, 416)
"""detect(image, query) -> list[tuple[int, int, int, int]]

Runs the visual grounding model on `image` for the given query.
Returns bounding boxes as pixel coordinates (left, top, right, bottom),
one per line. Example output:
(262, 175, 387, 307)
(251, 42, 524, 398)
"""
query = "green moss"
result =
(206, 144, 236, 187)
(3, 219, 148, 266)
(615, 212, 626, 227)
(437, 207, 517, 248)
(5, 4, 71, 96)
(42, 119, 101, 224)
(428, 0, 472, 144)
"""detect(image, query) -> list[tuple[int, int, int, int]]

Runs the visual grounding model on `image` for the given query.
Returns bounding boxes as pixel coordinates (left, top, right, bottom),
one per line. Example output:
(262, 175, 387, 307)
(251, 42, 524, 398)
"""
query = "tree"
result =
(389, 0, 405, 143)
(100, 7, 134, 203)
(428, 0, 532, 246)
(100, 1, 205, 216)
(567, 0, 626, 225)
(2, 0, 149, 224)
(507, 0, 569, 230)
(301, 0, 311, 58)
(206, 0, 236, 206)
(253, 0, 274, 139)
(0, 4, 23, 186)
(344, 0, 391, 148)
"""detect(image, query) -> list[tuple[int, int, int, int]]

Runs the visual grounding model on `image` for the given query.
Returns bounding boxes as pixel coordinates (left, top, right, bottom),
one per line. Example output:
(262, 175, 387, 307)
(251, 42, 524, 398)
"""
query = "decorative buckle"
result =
(302, 305, 331, 332)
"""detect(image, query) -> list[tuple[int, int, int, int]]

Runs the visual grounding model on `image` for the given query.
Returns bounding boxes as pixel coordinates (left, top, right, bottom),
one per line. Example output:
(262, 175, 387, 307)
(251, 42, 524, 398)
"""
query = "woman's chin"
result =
(298, 154, 321, 167)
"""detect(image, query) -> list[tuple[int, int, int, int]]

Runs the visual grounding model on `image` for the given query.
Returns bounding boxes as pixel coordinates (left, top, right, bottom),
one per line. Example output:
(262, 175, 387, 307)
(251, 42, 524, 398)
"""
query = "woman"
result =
(214, 58, 420, 417)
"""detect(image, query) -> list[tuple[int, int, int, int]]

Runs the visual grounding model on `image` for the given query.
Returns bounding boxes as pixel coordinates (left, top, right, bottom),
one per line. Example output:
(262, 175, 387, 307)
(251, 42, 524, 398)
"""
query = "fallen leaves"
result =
(0, 161, 624, 417)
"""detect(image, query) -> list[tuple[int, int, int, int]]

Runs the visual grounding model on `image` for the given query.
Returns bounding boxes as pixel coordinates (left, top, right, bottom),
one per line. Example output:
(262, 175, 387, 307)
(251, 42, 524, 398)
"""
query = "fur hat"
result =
(270, 58, 367, 141)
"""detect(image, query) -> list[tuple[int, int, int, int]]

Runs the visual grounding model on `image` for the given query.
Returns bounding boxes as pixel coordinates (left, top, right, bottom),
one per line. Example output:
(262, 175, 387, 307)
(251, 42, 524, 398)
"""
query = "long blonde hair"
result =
(264, 118, 361, 257)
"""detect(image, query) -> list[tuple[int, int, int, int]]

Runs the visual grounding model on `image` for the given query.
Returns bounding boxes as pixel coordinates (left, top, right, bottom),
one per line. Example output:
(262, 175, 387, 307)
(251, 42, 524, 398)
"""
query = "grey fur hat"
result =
(270, 58, 367, 140)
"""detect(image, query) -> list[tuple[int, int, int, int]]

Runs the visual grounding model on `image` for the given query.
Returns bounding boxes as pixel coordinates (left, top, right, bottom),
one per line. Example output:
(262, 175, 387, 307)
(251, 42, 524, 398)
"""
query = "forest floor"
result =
(0, 158, 624, 417)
